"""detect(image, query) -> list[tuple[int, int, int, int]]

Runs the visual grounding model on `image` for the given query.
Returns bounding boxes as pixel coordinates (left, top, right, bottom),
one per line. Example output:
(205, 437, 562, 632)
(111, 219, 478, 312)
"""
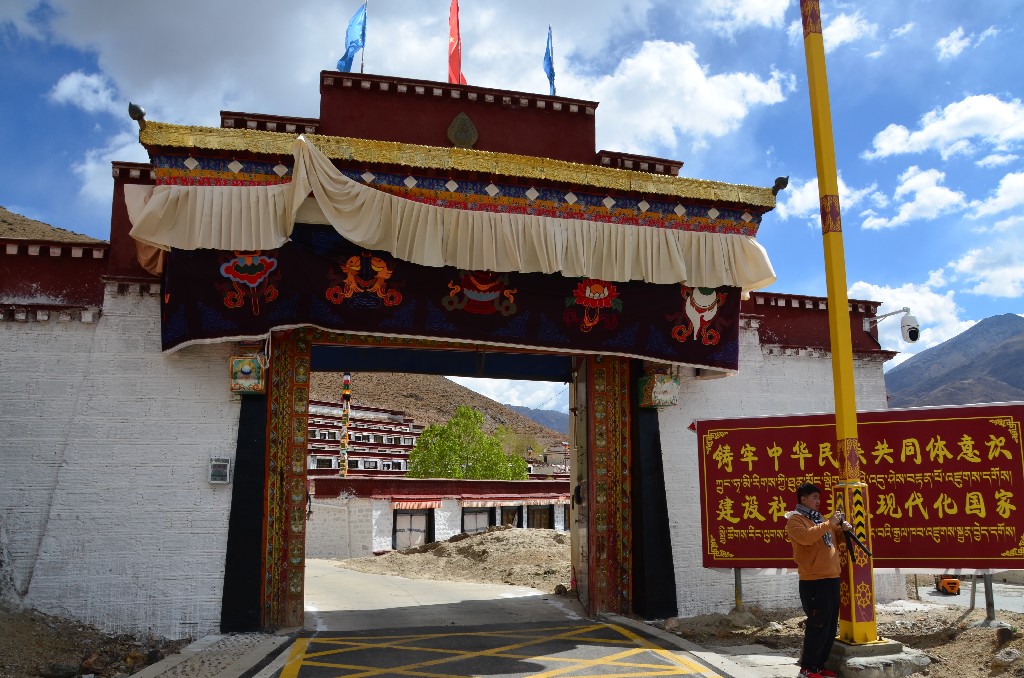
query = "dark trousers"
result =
(798, 577, 840, 670)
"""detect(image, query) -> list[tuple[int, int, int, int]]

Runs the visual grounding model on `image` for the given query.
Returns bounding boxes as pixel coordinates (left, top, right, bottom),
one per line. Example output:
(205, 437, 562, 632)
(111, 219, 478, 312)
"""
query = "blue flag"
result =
(337, 3, 367, 72)
(543, 25, 555, 96)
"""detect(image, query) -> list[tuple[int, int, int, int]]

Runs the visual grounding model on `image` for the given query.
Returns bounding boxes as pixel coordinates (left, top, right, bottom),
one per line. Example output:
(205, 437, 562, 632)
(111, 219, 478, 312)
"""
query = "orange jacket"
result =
(785, 511, 842, 580)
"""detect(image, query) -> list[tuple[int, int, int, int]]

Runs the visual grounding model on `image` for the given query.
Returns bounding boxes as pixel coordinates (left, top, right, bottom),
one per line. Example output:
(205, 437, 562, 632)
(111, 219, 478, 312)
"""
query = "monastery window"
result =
(527, 505, 555, 529)
(382, 462, 392, 471)
(315, 458, 334, 469)
(392, 461, 403, 471)
(402, 437, 414, 446)
(347, 459, 359, 470)
(462, 508, 494, 535)
(364, 460, 378, 470)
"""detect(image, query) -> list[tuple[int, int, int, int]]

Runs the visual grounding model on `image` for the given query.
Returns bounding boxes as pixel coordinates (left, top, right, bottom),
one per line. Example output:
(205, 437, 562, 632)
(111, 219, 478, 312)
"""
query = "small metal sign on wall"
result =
(695, 402, 1024, 569)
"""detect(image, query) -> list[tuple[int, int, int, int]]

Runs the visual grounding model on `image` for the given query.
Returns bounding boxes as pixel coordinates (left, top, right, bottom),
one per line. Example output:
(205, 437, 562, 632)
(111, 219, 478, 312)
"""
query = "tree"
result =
(407, 406, 529, 480)
(495, 427, 542, 461)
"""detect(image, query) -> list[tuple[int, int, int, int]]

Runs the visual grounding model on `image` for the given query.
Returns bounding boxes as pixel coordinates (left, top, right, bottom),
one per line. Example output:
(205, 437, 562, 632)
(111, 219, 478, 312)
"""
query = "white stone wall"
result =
(658, 322, 905, 617)
(434, 499, 462, 541)
(0, 284, 240, 639)
(305, 496, 377, 560)
(371, 499, 393, 552)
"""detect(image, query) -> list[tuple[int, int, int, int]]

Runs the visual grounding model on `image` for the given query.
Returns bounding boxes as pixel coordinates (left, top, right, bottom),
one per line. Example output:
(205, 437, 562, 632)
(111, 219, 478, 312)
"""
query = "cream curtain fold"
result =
(127, 136, 776, 290)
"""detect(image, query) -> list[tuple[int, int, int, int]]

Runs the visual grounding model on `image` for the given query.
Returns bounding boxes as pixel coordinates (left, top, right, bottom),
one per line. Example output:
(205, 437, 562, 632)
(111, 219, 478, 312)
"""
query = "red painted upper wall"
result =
(743, 291, 894, 357)
(0, 242, 107, 308)
(318, 72, 599, 164)
(108, 162, 158, 281)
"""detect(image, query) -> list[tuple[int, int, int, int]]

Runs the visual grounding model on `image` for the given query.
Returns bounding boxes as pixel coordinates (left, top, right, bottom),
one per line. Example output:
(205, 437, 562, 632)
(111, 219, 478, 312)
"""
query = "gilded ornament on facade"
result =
(447, 112, 479, 149)
(140, 122, 777, 207)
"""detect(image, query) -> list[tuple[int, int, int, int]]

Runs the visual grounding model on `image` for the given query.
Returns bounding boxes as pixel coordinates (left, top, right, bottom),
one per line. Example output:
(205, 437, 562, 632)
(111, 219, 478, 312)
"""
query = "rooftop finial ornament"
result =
(128, 102, 146, 131)
(771, 176, 789, 196)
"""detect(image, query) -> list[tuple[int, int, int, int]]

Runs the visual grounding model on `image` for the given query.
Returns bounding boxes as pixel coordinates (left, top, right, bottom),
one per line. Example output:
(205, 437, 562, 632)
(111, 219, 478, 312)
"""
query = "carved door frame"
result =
(261, 329, 634, 629)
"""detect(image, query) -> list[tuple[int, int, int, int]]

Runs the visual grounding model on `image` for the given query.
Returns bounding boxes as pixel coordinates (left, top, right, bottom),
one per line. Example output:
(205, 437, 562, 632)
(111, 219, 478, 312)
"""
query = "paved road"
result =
(253, 559, 726, 678)
(301, 558, 585, 631)
(914, 577, 1024, 614)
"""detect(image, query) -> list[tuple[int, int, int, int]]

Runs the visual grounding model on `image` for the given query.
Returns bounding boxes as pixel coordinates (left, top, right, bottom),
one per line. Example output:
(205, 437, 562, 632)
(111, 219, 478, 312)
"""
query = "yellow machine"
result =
(934, 574, 961, 595)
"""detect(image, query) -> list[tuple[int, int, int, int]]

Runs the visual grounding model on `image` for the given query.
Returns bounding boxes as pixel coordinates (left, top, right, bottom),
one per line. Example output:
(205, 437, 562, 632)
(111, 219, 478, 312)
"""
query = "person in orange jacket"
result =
(785, 483, 851, 678)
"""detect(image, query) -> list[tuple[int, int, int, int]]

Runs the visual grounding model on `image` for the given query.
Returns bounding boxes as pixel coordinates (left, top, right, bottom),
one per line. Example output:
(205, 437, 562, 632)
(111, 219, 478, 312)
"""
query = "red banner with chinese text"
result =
(696, 402, 1024, 569)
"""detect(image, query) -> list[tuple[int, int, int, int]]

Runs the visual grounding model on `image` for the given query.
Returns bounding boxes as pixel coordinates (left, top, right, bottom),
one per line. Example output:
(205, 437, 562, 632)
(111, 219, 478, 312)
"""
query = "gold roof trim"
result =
(140, 121, 776, 208)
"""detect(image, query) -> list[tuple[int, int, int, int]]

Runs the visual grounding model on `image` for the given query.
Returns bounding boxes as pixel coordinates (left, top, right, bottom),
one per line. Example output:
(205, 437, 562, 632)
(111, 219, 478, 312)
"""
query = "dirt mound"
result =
(334, 525, 571, 592)
(0, 604, 188, 677)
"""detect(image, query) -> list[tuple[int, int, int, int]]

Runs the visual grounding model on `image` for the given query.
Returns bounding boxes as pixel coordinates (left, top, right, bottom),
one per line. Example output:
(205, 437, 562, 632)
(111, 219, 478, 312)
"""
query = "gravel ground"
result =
(0, 605, 188, 677)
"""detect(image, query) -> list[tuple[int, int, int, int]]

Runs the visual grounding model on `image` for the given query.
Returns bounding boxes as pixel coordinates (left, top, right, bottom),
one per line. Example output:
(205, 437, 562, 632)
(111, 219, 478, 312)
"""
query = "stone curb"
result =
(130, 633, 292, 678)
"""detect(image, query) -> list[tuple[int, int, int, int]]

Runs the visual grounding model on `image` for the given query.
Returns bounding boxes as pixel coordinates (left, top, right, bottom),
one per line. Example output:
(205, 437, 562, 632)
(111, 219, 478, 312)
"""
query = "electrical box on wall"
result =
(209, 457, 233, 484)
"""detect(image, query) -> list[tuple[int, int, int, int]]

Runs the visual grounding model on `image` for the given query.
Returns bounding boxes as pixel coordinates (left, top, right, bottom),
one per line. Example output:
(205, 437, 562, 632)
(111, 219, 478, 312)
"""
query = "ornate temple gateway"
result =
(1, 69, 903, 640)
(121, 71, 780, 629)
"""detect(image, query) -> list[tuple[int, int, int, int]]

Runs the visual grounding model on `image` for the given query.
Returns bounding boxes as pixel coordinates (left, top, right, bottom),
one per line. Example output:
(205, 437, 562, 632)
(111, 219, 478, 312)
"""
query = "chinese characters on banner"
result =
(695, 403, 1024, 569)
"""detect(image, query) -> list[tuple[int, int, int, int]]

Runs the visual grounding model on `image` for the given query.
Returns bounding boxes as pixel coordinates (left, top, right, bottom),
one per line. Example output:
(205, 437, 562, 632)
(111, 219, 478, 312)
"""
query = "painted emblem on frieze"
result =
(219, 251, 279, 315)
(671, 285, 727, 345)
(564, 278, 621, 333)
(442, 270, 517, 315)
(326, 252, 402, 309)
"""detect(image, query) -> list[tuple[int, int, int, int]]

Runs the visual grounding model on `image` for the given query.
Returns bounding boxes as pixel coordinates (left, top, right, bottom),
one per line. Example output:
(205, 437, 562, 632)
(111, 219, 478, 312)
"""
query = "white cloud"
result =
(823, 11, 878, 54)
(969, 171, 1024, 217)
(578, 41, 792, 153)
(975, 153, 1019, 168)
(785, 10, 878, 54)
(446, 377, 569, 413)
(936, 27, 971, 60)
(862, 166, 965, 230)
(848, 280, 974, 365)
(863, 94, 1024, 160)
(700, 0, 791, 33)
(990, 214, 1024, 233)
(949, 236, 1024, 297)
(71, 131, 148, 204)
(977, 26, 1000, 44)
(774, 175, 883, 223)
(48, 71, 121, 116)
(890, 22, 915, 38)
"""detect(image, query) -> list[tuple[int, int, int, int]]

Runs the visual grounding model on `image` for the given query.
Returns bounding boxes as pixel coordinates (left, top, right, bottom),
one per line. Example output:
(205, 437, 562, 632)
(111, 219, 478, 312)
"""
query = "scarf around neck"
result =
(795, 503, 833, 548)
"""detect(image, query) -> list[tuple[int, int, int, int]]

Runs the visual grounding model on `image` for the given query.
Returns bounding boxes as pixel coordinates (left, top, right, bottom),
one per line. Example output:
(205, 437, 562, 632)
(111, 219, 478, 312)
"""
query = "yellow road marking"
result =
(609, 624, 721, 677)
(278, 638, 310, 678)
(282, 622, 723, 677)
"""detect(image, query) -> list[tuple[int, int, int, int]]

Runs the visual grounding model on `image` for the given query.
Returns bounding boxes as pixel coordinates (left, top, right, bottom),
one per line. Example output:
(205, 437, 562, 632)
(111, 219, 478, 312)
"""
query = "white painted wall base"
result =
(1, 284, 240, 639)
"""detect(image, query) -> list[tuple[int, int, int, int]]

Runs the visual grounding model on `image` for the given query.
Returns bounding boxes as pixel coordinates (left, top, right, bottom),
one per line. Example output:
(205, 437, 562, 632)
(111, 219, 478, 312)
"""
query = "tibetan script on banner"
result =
(696, 402, 1024, 569)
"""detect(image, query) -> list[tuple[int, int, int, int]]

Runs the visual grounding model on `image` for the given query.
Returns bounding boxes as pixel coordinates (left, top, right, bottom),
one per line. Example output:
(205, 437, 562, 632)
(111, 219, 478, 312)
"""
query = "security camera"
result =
(901, 314, 920, 343)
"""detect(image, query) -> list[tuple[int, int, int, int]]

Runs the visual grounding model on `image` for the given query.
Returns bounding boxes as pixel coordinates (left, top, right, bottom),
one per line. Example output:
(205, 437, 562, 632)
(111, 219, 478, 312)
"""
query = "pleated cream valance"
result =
(126, 136, 776, 290)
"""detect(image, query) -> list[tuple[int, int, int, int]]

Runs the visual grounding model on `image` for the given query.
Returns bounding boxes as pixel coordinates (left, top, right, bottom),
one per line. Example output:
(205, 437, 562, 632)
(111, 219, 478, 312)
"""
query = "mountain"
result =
(885, 314, 1024, 408)
(507, 405, 569, 435)
(310, 372, 566, 448)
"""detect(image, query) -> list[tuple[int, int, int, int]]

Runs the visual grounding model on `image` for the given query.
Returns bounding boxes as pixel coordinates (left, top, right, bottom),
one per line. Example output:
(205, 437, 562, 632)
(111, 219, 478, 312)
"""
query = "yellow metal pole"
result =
(798, 0, 879, 644)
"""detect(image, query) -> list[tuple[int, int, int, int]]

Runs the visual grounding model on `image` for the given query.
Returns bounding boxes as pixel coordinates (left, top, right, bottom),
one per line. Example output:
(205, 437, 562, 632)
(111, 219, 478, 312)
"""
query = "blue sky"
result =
(3, 1, 1023, 414)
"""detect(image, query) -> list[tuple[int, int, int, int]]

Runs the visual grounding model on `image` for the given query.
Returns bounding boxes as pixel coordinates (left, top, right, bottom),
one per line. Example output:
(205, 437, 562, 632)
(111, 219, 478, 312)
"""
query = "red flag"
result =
(448, 0, 467, 84)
